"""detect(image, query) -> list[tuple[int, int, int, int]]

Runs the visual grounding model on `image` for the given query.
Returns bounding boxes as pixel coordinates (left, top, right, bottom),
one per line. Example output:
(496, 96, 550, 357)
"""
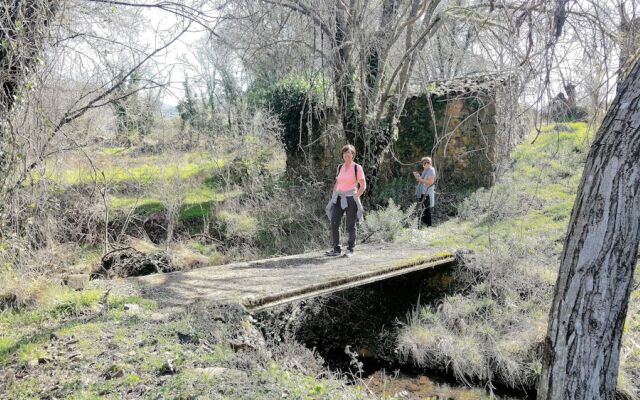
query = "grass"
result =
(108, 187, 243, 219)
(0, 289, 369, 400)
(41, 144, 278, 238)
(2, 124, 380, 398)
(9, 119, 632, 396)
(49, 289, 103, 317)
(43, 148, 238, 221)
(420, 123, 590, 250)
(98, 147, 132, 156)
(218, 210, 258, 238)
(46, 152, 226, 186)
(396, 122, 640, 396)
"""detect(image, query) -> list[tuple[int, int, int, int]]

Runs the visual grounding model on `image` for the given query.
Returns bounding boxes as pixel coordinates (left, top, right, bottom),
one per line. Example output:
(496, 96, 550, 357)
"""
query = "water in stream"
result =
(363, 370, 528, 399)
(324, 349, 530, 400)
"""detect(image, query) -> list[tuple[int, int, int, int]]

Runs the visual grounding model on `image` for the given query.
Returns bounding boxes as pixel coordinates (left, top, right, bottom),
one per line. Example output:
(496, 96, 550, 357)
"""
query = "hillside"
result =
(1, 123, 638, 399)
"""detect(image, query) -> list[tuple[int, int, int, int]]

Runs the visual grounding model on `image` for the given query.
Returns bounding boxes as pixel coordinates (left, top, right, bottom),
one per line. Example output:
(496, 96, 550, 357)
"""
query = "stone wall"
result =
(394, 87, 501, 190)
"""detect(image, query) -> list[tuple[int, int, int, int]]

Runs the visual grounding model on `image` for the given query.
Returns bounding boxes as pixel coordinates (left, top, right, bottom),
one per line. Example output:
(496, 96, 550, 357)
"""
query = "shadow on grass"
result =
(180, 201, 215, 220)
(0, 314, 98, 365)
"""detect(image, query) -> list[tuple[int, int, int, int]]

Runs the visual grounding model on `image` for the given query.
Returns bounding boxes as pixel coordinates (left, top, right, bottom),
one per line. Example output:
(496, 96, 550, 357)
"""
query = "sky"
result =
(133, 0, 621, 112)
(141, 7, 211, 107)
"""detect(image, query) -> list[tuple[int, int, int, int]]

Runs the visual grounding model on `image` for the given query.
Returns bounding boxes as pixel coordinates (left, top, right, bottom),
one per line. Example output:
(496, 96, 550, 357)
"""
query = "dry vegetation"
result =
(396, 123, 640, 398)
(0, 291, 373, 399)
(1, 0, 638, 398)
(0, 110, 335, 282)
(2, 118, 638, 399)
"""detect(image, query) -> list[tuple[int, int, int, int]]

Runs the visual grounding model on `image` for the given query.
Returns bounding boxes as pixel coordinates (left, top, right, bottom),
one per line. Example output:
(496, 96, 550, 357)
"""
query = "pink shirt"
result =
(335, 163, 365, 192)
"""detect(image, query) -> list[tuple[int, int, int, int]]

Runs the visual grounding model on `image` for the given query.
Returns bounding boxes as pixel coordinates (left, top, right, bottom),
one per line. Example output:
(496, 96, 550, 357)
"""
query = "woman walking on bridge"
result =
(325, 144, 366, 257)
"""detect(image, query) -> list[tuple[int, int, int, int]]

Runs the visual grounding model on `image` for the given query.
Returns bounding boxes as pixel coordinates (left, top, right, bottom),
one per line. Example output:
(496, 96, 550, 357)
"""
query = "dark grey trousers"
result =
(331, 196, 358, 252)
(420, 194, 433, 226)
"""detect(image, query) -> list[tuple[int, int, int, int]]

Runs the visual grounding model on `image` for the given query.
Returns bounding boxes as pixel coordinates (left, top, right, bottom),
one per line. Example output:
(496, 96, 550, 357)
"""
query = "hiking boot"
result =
(344, 249, 354, 258)
(325, 249, 342, 257)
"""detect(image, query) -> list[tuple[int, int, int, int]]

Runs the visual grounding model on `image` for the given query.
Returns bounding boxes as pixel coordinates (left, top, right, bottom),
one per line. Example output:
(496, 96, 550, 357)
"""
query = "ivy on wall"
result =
(250, 74, 326, 175)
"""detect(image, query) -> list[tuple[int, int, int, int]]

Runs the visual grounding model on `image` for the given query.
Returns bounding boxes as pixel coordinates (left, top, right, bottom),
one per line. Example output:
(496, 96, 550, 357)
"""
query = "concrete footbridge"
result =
(107, 243, 456, 312)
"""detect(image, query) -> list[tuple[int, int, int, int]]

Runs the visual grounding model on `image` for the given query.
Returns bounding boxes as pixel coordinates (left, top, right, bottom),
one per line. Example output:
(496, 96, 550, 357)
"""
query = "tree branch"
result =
(258, 0, 332, 39)
(85, 0, 221, 37)
(7, 24, 191, 196)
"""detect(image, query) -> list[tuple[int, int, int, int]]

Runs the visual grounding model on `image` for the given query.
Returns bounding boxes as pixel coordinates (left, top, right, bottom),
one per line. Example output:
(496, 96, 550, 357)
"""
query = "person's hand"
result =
(413, 171, 420, 179)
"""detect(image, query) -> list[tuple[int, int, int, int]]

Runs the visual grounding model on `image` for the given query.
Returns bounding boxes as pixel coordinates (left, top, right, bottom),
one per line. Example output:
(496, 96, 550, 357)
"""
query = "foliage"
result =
(361, 199, 417, 243)
(217, 210, 258, 241)
(177, 78, 198, 133)
(250, 182, 328, 255)
(249, 74, 325, 172)
(247, 72, 326, 110)
(370, 176, 417, 209)
(395, 94, 437, 170)
(111, 71, 157, 145)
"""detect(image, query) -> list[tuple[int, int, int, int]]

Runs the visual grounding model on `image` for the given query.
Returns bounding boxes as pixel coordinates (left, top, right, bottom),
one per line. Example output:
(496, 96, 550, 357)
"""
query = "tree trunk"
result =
(537, 59, 640, 400)
(0, 0, 59, 224)
(618, 2, 639, 93)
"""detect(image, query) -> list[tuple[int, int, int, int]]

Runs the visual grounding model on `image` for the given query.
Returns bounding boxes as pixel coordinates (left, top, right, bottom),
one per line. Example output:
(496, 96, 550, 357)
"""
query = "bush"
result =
(217, 209, 258, 241)
(397, 243, 551, 389)
(456, 177, 545, 225)
(361, 199, 416, 243)
(250, 182, 328, 255)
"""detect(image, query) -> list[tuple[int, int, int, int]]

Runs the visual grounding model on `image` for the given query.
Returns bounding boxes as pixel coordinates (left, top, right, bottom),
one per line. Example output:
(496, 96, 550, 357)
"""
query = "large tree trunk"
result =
(333, 0, 360, 145)
(537, 59, 640, 400)
(618, 2, 639, 93)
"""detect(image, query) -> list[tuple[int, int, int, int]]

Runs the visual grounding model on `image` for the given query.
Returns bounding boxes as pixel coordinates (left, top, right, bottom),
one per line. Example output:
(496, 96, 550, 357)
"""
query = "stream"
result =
(256, 262, 532, 399)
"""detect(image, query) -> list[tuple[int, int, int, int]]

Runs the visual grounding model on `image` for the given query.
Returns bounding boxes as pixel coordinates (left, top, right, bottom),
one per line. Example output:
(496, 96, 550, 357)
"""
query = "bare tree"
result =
(212, 0, 599, 191)
(211, 0, 456, 189)
(0, 9, 195, 287)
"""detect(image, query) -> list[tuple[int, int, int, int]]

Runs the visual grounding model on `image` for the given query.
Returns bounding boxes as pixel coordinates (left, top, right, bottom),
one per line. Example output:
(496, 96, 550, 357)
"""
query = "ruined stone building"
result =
(392, 73, 520, 190)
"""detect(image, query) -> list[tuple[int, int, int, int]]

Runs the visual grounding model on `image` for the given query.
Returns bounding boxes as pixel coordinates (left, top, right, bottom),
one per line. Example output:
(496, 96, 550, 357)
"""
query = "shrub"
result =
(360, 199, 416, 243)
(217, 210, 258, 241)
(250, 182, 328, 255)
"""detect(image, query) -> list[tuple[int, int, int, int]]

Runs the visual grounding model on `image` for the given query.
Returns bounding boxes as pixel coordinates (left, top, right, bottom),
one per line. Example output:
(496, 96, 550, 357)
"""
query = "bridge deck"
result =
(104, 243, 455, 312)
